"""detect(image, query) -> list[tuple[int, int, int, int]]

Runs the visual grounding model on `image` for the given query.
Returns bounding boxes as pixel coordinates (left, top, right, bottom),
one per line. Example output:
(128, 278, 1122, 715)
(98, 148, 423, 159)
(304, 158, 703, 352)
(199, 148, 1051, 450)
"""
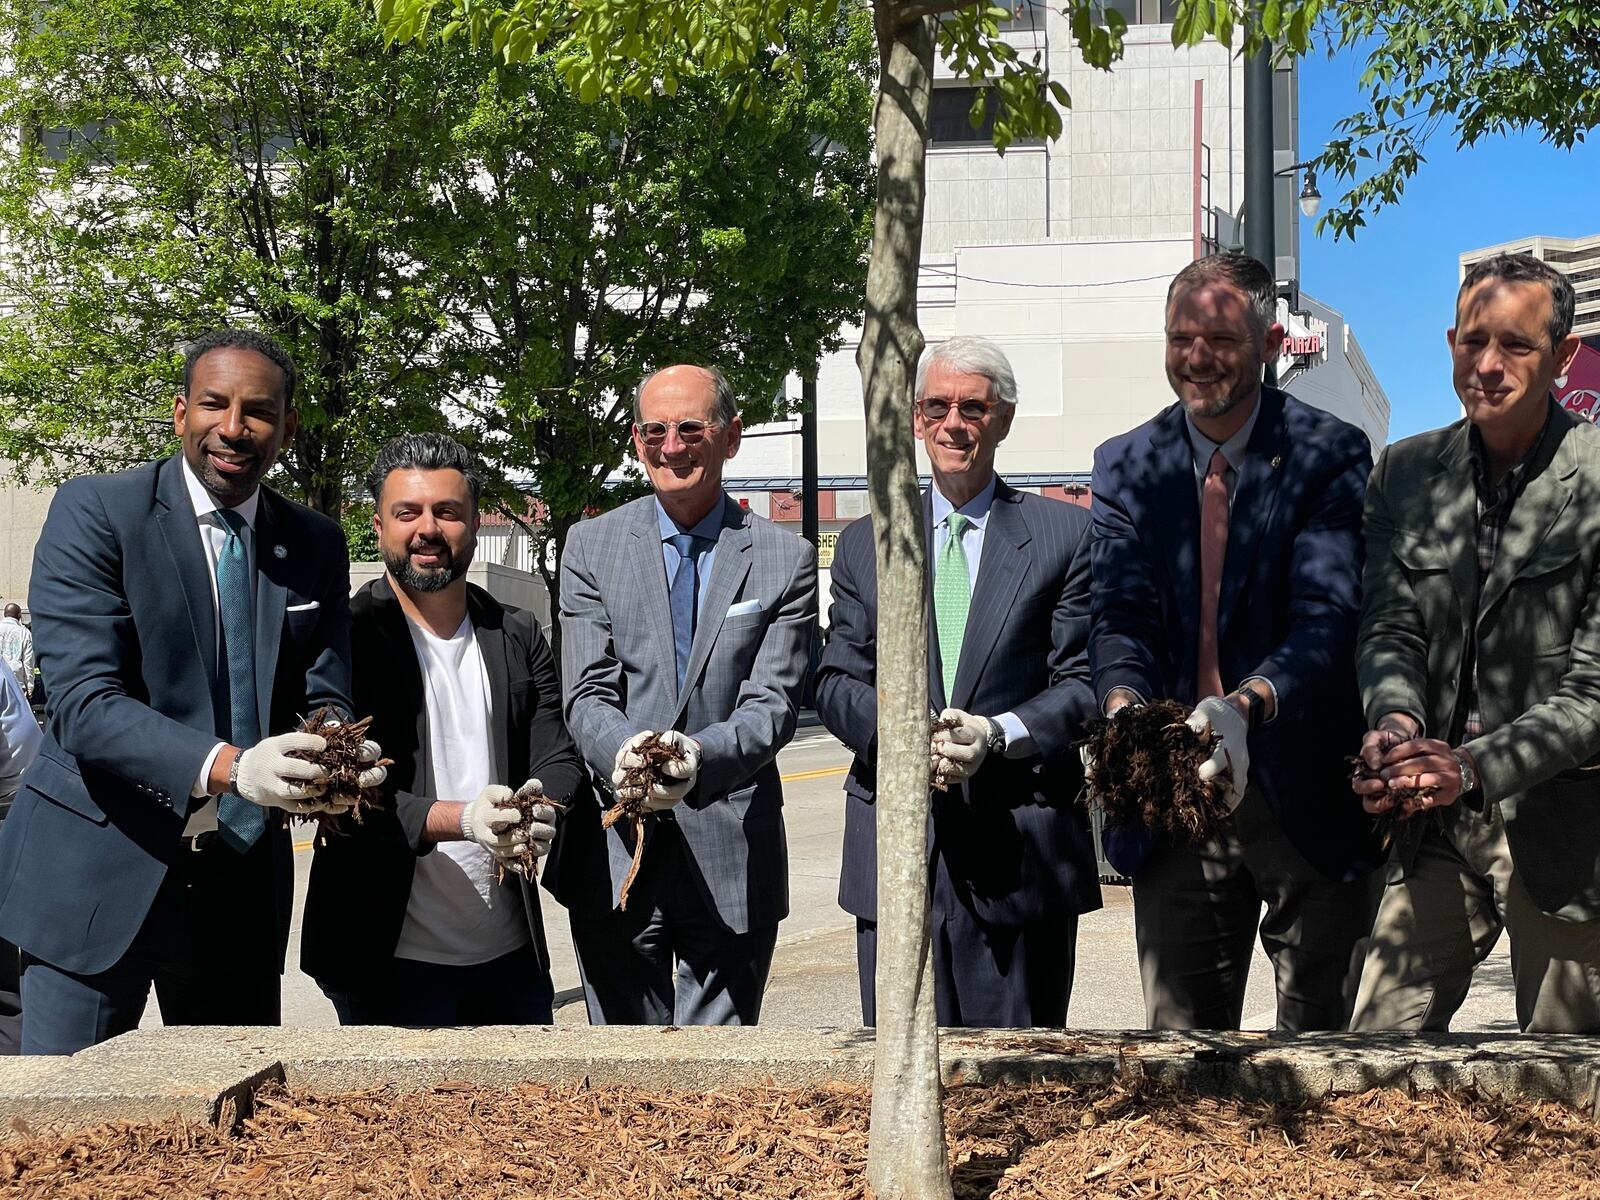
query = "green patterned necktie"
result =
(934, 511, 971, 698)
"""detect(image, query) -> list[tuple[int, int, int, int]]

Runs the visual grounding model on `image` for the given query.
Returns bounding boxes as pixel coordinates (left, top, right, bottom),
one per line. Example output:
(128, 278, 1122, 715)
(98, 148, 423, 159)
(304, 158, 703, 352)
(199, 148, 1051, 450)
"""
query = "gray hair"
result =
(1167, 253, 1277, 342)
(915, 336, 1018, 407)
(1460, 251, 1576, 348)
(366, 432, 484, 510)
(632, 365, 740, 425)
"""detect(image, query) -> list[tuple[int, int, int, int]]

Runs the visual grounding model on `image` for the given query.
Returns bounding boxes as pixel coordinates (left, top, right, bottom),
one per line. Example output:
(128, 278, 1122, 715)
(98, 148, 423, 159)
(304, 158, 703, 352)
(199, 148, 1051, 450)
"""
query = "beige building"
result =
(1460, 233, 1600, 345)
(0, 470, 54, 615)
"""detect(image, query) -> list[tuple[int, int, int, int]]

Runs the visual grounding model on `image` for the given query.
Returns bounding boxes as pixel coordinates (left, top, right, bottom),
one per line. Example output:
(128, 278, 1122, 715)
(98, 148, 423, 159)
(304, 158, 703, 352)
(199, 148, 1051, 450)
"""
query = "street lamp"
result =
(1294, 166, 1321, 218)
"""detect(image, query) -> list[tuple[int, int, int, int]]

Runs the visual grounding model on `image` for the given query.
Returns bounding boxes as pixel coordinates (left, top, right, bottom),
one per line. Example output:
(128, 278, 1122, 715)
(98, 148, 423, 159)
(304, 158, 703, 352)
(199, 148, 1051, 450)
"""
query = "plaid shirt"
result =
(1458, 425, 1543, 741)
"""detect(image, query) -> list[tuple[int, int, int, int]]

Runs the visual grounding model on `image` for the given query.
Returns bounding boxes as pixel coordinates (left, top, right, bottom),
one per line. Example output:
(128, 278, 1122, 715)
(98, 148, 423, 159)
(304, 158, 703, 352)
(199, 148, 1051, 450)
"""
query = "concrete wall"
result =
(0, 472, 56, 616)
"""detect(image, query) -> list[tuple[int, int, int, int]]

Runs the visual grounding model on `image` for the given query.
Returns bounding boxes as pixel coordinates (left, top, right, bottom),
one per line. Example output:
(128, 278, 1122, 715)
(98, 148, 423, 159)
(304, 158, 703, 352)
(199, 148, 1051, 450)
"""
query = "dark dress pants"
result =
(568, 820, 778, 1026)
(1132, 785, 1381, 1032)
(20, 831, 284, 1055)
(322, 942, 554, 1026)
(856, 853, 1080, 1028)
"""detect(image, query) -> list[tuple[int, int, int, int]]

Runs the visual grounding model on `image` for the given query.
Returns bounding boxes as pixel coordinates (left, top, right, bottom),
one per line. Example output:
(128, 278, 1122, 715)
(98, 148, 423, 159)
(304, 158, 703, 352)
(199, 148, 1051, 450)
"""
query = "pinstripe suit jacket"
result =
(815, 480, 1104, 926)
(545, 493, 817, 934)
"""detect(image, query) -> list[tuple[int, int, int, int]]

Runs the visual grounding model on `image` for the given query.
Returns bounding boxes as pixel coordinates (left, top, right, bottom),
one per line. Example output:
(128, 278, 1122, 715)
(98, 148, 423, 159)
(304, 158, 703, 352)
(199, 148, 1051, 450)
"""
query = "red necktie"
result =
(1196, 448, 1229, 700)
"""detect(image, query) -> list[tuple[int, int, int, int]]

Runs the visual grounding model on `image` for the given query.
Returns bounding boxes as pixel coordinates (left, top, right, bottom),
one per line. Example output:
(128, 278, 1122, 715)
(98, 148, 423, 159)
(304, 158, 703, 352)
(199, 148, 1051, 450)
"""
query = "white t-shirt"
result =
(393, 612, 528, 966)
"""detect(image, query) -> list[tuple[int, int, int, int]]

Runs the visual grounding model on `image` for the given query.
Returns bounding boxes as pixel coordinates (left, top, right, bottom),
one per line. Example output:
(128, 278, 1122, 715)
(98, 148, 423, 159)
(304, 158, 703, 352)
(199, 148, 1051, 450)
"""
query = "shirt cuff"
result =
(192, 741, 227, 799)
(1100, 686, 1146, 716)
(1237, 675, 1280, 726)
(992, 711, 1035, 759)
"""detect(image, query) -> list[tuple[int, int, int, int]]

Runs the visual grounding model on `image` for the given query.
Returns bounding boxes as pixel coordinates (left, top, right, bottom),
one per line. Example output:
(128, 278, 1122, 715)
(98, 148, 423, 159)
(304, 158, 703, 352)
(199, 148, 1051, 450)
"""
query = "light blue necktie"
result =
(214, 507, 264, 853)
(667, 533, 701, 692)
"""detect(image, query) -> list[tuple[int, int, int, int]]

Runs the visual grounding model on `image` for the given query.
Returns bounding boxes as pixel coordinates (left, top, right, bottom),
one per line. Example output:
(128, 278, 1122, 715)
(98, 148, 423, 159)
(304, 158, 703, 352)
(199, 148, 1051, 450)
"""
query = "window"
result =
(1099, 0, 1179, 24)
(930, 86, 998, 145)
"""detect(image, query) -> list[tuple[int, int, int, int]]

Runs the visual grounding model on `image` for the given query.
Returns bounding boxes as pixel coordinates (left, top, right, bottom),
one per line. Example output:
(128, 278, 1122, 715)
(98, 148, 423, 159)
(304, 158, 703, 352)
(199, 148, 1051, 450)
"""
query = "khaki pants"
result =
(1351, 803, 1600, 1033)
(1133, 787, 1381, 1032)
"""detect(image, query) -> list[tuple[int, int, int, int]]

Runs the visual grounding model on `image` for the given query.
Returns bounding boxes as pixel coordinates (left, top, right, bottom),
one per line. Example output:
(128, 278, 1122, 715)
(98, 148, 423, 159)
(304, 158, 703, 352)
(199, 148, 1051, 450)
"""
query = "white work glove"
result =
(932, 708, 994, 783)
(233, 731, 331, 811)
(356, 739, 387, 790)
(508, 778, 559, 862)
(612, 730, 702, 812)
(1185, 695, 1251, 813)
(459, 785, 525, 855)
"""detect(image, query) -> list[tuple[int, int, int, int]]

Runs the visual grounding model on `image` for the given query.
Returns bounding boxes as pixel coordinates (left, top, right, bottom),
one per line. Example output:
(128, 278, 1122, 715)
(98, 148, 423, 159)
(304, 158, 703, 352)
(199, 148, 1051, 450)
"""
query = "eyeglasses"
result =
(918, 396, 999, 422)
(636, 419, 721, 446)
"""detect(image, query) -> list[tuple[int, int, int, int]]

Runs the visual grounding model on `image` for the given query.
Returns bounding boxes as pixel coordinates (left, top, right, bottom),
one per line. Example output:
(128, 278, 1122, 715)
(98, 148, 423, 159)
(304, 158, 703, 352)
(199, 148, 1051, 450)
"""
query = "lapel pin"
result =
(1270, 456, 1282, 470)
(273, 544, 287, 559)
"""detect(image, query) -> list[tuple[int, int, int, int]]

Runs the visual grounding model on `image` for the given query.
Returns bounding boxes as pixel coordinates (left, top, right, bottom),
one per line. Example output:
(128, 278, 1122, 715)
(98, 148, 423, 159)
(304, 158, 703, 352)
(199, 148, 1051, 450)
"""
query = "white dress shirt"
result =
(181, 458, 261, 834)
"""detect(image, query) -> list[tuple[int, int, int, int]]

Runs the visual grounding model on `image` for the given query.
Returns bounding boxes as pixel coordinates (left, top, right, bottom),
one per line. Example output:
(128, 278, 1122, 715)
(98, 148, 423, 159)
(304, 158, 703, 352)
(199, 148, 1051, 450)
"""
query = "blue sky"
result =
(1296, 50, 1600, 442)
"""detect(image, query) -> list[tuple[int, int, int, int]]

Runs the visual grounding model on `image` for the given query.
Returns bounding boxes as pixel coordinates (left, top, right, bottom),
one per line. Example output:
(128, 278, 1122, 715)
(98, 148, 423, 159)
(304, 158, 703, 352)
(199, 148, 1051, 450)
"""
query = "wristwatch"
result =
(1237, 687, 1267, 731)
(1452, 748, 1479, 797)
(984, 718, 1008, 757)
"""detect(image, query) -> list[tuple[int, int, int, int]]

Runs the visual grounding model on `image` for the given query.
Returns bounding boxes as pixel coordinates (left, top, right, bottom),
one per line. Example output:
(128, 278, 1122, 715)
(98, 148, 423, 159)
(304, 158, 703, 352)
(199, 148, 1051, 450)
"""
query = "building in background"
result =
(725, 8, 1390, 611)
(1461, 234, 1600, 426)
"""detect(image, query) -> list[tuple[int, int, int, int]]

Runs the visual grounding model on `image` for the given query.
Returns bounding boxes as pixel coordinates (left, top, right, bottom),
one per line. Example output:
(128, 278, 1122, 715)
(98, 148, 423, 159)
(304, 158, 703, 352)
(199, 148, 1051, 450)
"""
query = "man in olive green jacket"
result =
(1352, 251, 1597, 1033)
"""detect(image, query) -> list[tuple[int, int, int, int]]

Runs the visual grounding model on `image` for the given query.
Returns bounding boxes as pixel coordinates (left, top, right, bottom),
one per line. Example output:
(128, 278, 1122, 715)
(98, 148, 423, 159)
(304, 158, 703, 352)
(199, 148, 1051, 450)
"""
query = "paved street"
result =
(147, 720, 1521, 1034)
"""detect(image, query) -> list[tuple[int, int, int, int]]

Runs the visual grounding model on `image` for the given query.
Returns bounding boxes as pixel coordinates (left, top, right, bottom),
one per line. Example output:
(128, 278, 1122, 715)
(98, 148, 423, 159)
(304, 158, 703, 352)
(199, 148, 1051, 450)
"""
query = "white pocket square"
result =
(725, 598, 763, 618)
(285, 600, 321, 612)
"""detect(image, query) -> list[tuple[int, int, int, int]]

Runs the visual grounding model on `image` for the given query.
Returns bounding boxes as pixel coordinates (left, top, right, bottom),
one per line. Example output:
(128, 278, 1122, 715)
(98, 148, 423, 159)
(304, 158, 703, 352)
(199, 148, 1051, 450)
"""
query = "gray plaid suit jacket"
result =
(547, 492, 817, 934)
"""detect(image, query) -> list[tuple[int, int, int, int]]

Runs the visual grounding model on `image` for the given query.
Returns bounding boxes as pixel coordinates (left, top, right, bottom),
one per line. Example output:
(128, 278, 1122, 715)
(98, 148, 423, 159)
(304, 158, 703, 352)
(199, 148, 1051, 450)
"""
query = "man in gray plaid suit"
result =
(546, 363, 817, 1025)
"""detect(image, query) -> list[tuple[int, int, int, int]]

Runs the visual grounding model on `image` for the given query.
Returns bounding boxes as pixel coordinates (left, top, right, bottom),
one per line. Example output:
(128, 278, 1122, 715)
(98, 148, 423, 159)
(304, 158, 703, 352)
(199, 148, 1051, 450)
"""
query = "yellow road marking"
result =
(292, 764, 847, 853)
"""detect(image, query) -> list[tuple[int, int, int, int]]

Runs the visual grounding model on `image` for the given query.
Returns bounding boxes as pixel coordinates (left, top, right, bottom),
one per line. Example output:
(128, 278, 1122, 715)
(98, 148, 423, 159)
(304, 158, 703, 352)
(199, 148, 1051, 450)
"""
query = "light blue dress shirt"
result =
(656, 495, 726, 621)
(931, 476, 1034, 758)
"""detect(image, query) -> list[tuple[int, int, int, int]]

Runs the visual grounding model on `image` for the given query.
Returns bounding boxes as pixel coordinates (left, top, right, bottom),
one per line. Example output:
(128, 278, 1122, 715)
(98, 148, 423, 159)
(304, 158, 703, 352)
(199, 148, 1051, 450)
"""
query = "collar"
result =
(1185, 396, 1262, 473)
(655, 493, 727, 544)
(1468, 402, 1556, 501)
(931, 474, 998, 531)
(180, 455, 259, 532)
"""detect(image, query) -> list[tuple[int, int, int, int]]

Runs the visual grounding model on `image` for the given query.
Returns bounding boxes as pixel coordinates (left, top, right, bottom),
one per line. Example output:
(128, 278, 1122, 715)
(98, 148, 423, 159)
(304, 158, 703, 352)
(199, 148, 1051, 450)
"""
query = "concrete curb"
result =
(3, 1026, 1599, 1138)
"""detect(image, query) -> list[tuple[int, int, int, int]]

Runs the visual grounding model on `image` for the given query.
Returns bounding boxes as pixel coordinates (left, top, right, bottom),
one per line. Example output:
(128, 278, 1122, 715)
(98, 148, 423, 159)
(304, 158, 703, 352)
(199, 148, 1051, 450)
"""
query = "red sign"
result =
(1556, 344, 1600, 423)
(1283, 334, 1323, 357)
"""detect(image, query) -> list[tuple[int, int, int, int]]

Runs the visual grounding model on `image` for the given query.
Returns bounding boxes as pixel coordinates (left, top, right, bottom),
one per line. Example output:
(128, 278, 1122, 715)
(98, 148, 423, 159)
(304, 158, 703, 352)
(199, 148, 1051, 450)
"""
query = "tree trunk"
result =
(859, 7, 949, 1200)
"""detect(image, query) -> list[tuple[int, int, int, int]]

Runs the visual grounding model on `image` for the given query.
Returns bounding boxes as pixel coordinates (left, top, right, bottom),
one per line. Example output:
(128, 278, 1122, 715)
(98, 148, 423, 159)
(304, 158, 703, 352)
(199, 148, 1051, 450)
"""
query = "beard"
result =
(383, 540, 471, 593)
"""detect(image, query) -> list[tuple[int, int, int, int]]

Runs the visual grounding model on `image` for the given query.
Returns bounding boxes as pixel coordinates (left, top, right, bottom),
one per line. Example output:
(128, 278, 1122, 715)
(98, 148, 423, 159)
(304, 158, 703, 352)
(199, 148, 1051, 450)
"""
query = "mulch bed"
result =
(3, 1076, 1598, 1199)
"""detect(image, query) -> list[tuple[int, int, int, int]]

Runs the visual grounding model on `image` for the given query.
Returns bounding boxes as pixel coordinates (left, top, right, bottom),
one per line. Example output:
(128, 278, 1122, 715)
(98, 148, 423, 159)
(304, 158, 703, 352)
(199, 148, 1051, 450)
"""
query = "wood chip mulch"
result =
(3, 1076, 1598, 1199)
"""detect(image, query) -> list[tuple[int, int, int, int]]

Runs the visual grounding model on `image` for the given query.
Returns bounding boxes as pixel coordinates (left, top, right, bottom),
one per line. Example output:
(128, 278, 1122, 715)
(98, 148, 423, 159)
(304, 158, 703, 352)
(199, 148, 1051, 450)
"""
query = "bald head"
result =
(632, 364, 738, 427)
(2, 605, 18, 620)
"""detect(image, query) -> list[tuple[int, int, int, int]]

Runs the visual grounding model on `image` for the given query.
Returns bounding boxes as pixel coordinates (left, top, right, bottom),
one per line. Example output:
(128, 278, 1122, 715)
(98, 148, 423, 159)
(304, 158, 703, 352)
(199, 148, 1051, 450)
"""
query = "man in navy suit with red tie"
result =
(1089, 254, 1381, 1032)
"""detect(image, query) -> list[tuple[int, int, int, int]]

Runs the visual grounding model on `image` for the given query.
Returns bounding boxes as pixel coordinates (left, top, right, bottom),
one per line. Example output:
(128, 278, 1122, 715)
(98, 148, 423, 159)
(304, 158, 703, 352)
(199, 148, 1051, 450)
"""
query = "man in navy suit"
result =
(0, 329, 382, 1054)
(816, 335, 1103, 1028)
(1089, 253, 1381, 1032)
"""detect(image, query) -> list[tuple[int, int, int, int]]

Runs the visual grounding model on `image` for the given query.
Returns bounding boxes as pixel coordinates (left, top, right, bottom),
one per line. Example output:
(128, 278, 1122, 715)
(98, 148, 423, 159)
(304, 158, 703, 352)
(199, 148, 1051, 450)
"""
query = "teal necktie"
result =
(214, 507, 264, 853)
(934, 512, 971, 699)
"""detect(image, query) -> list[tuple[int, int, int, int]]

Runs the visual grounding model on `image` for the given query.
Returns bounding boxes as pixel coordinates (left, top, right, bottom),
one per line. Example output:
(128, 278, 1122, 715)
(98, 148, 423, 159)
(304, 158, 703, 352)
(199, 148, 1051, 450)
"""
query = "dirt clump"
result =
(929, 715, 962, 792)
(606, 732, 690, 909)
(1347, 755, 1435, 849)
(287, 708, 391, 839)
(1080, 699, 1231, 843)
(3, 1077, 1597, 1199)
(490, 782, 567, 881)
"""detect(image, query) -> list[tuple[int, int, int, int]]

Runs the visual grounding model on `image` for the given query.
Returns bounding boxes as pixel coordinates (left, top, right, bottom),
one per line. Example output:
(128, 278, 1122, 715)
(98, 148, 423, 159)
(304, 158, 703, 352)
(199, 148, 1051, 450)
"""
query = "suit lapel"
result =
(950, 481, 1029, 710)
(922, 489, 946, 711)
(1479, 418, 1576, 621)
(154, 457, 220, 697)
(674, 496, 753, 722)
(251, 489, 288, 731)
(371, 576, 430, 790)
(627, 501, 679, 702)
(1148, 407, 1202, 648)
(1217, 391, 1287, 640)
(469, 587, 512, 784)
(1433, 424, 1487, 617)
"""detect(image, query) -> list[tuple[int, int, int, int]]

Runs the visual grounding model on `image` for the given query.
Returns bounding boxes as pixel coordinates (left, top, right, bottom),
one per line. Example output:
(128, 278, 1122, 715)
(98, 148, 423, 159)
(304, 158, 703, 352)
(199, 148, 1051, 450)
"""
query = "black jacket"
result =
(300, 576, 584, 991)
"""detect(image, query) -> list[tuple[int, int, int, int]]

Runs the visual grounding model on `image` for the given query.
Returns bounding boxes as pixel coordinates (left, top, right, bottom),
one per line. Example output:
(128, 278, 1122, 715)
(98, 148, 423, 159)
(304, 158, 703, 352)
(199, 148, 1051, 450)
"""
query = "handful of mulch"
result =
(1347, 755, 1434, 849)
(929, 715, 962, 792)
(605, 733, 690, 910)
(490, 782, 567, 882)
(288, 707, 391, 839)
(1078, 700, 1231, 843)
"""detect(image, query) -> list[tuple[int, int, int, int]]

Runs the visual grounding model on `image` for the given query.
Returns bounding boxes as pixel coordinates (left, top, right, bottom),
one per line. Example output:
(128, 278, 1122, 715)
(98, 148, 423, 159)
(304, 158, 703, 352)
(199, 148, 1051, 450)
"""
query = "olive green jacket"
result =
(1358, 402, 1600, 920)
